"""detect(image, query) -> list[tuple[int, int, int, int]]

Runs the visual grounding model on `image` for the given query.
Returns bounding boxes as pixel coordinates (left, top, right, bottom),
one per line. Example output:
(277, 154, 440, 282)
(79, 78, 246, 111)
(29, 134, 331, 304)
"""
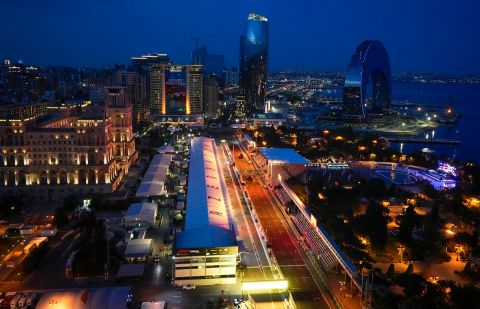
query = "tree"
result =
(450, 284, 480, 308)
(53, 206, 69, 228)
(360, 200, 388, 250)
(399, 204, 417, 243)
(325, 186, 359, 219)
(429, 203, 439, 224)
(63, 194, 80, 212)
(386, 264, 395, 279)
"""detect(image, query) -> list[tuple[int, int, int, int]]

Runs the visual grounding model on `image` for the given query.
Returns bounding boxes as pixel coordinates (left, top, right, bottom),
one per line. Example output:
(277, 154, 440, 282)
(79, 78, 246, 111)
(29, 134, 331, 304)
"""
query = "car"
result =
(17, 294, 29, 307)
(182, 284, 196, 290)
(153, 254, 161, 263)
(26, 294, 38, 307)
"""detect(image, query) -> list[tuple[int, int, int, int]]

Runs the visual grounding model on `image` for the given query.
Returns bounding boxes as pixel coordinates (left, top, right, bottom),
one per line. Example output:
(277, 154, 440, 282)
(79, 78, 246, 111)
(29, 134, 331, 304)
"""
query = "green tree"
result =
(361, 200, 388, 250)
(450, 284, 480, 308)
(53, 206, 69, 228)
(399, 204, 418, 243)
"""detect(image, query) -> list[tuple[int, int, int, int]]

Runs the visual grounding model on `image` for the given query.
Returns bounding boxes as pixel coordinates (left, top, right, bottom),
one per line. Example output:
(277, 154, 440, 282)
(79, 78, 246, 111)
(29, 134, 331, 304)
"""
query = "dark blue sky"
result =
(1, 0, 479, 75)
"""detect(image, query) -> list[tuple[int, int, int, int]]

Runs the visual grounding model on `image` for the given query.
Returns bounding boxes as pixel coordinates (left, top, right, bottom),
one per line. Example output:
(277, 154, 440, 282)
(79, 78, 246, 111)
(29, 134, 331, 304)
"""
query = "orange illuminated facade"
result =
(0, 90, 137, 201)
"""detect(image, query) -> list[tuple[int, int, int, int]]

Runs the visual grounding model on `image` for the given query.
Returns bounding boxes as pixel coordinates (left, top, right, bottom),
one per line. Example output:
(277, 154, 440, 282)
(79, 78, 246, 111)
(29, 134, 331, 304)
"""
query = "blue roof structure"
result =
(258, 147, 309, 165)
(126, 203, 142, 216)
(174, 226, 236, 250)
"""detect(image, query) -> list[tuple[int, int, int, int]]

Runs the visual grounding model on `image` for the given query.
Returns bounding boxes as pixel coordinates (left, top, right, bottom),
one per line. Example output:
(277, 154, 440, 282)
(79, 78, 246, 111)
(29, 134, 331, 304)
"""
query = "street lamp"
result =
(455, 245, 463, 261)
(398, 245, 405, 264)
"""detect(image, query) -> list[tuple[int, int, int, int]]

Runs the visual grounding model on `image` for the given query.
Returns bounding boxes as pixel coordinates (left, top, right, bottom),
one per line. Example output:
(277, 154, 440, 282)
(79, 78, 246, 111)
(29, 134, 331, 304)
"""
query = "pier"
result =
(388, 137, 460, 145)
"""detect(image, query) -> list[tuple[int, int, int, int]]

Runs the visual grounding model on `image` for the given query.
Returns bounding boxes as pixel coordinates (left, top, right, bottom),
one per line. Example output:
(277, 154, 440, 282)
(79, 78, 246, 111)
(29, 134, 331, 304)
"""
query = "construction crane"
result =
(188, 37, 214, 64)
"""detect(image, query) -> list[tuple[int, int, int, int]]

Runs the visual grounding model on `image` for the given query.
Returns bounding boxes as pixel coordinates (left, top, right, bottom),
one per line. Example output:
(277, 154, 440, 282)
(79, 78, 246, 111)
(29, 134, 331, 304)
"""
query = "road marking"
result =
(233, 137, 335, 309)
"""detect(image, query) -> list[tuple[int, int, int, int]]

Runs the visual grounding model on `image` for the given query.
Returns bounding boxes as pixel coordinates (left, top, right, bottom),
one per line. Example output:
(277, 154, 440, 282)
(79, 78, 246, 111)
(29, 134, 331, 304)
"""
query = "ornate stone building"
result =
(0, 89, 137, 202)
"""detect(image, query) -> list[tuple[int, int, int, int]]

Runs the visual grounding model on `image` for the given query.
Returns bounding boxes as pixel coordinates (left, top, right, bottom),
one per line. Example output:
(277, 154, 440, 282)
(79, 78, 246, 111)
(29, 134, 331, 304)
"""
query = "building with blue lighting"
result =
(239, 13, 269, 116)
(342, 40, 391, 119)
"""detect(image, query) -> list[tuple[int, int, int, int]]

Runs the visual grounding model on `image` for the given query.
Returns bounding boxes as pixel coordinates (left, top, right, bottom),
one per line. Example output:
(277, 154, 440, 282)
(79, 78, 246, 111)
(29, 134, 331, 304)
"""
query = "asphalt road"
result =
(230, 142, 331, 309)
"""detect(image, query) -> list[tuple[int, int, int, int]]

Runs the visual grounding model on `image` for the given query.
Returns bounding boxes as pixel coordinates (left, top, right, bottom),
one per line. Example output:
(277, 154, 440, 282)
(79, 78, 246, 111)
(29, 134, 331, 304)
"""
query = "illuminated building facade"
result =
(0, 93, 136, 202)
(115, 70, 148, 126)
(149, 64, 203, 117)
(239, 13, 269, 116)
(342, 40, 391, 118)
(105, 87, 136, 173)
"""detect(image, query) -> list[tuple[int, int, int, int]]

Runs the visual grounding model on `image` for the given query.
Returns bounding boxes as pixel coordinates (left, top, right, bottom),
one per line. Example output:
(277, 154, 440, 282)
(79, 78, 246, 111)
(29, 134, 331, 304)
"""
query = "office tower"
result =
(239, 13, 269, 116)
(130, 53, 170, 121)
(203, 75, 219, 118)
(234, 96, 246, 120)
(149, 64, 203, 115)
(191, 45, 226, 75)
(115, 70, 147, 126)
(222, 67, 239, 88)
(0, 63, 48, 101)
(131, 53, 171, 72)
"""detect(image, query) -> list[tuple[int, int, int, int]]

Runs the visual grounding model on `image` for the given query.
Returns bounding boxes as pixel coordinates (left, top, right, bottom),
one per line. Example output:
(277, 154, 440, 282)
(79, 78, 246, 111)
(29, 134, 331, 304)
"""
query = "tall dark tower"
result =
(239, 13, 269, 116)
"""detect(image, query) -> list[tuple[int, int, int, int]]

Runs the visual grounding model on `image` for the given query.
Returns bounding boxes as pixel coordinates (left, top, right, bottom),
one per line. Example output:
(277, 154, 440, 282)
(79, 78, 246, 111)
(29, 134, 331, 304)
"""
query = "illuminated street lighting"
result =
(398, 245, 405, 264)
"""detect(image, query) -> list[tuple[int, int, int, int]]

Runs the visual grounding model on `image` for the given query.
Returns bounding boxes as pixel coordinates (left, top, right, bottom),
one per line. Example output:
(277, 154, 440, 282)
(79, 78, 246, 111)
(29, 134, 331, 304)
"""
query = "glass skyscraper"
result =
(342, 40, 391, 118)
(239, 13, 269, 116)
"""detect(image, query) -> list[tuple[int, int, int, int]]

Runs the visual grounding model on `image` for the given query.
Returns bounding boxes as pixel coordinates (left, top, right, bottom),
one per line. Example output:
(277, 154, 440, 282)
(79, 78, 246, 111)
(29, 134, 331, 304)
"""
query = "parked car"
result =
(182, 284, 196, 290)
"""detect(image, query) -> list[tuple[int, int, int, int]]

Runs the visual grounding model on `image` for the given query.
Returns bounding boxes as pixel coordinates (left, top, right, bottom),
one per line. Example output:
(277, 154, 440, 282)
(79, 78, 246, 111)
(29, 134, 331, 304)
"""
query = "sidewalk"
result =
(375, 252, 470, 284)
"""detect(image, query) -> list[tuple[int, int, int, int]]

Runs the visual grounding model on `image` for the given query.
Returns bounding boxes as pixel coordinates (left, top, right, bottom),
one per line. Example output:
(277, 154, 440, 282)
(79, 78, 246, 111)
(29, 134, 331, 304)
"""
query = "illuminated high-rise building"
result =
(149, 64, 203, 116)
(239, 13, 269, 116)
(203, 75, 219, 118)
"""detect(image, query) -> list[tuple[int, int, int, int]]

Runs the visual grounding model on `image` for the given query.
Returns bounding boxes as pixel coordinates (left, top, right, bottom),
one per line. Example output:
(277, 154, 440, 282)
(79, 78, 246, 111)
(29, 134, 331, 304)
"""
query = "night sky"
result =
(1, 0, 479, 75)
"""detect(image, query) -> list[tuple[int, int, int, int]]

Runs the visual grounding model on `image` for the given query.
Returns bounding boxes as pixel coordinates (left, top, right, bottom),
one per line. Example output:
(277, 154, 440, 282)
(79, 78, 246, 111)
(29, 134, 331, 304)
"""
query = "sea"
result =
(323, 81, 480, 162)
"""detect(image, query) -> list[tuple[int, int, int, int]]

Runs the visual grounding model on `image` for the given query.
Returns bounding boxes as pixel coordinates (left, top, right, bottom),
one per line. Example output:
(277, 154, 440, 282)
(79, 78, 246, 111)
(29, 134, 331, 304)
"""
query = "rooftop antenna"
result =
(188, 37, 214, 64)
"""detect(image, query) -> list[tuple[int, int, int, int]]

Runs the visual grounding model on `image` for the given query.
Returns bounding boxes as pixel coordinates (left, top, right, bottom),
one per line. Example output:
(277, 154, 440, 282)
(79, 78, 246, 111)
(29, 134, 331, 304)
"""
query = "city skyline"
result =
(1, 1, 480, 75)
(1, 2, 480, 308)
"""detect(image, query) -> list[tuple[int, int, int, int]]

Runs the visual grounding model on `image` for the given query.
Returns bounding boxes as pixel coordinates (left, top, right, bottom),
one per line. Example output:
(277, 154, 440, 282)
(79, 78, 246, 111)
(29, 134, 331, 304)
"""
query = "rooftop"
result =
(175, 137, 235, 250)
(124, 239, 153, 258)
(174, 225, 236, 250)
(125, 202, 157, 218)
(35, 287, 131, 309)
(185, 137, 231, 231)
(135, 154, 172, 198)
(248, 13, 268, 22)
(258, 147, 309, 165)
(253, 113, 285, 119)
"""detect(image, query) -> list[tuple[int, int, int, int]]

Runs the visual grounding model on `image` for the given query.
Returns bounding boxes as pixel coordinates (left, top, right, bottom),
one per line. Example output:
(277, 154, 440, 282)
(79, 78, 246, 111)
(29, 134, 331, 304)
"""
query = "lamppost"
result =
(455, 245, 463, 261)
(398, 245, 405, 264)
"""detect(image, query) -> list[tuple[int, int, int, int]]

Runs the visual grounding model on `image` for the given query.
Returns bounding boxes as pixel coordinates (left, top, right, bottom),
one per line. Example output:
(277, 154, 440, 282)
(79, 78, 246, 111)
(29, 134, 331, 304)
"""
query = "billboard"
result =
(165, 69, 186, 115)
(174, 246, 238, 257)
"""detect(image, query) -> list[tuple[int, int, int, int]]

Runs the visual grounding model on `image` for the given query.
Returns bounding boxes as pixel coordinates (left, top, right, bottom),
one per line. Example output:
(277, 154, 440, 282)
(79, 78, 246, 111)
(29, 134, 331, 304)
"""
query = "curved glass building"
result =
(342, 40, 391, 118)
(239, 13, 269, 116)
